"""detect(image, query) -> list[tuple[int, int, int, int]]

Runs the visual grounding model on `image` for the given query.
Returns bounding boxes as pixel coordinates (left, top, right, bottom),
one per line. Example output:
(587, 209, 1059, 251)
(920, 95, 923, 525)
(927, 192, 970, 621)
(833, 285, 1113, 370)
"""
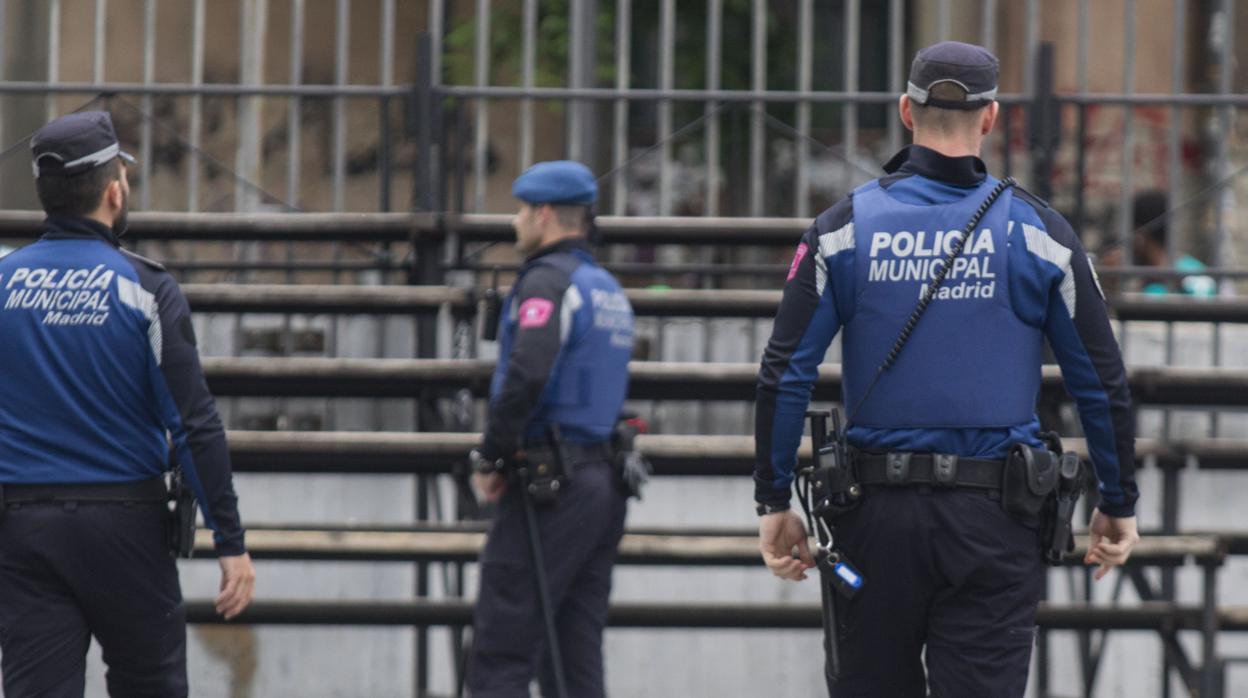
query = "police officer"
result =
(466, 161, 634, 697)
(0, 111, 255, 697)
(754, 43, 1140, 696)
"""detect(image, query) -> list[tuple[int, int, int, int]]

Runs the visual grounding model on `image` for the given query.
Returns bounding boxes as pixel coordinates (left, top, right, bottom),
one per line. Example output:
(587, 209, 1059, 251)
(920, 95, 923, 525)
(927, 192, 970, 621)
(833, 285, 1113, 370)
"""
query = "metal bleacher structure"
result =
(7, 0, 1248, 694)
(0, 212, 1244, 697)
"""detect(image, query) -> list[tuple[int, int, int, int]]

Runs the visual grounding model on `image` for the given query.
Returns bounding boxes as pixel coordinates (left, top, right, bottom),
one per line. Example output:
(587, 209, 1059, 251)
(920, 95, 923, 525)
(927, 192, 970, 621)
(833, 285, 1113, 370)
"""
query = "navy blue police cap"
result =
(31, 111, 136, 178)
(906, 41, 999, 111)
(512, 160, 598, 206)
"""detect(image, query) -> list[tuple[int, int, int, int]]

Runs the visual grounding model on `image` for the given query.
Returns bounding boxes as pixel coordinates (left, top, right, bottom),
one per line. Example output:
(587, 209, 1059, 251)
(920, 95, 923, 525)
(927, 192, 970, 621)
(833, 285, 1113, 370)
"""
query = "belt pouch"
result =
(1002, 444, 1058, 520)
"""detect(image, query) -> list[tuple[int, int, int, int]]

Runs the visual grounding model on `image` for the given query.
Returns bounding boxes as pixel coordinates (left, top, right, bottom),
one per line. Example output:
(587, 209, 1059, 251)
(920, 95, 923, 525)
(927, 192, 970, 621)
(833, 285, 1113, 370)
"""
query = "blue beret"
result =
(512, 160, 597, 205)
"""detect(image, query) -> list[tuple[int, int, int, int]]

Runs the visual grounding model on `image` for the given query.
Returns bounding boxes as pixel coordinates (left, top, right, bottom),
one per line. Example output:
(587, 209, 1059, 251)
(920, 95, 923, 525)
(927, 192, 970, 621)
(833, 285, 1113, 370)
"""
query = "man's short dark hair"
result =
(35, 159, 122, 217)
(550, 204, 589, 233)
(909, 83, 988, 135)
(1132, 189, 1169, 247)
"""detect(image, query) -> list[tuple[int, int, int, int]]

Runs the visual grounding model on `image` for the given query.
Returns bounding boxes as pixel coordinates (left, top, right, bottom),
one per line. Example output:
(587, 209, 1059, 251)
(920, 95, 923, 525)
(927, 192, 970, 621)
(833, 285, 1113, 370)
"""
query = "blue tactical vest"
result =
(492, 249, 634, 444)
(842, 176, 1044, 429)
(0, 238, 169, 483)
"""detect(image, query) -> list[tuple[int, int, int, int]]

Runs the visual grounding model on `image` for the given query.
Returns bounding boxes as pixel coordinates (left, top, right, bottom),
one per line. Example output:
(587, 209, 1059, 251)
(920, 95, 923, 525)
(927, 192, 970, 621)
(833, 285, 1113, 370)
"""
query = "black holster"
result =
(166, 467, 197, 559)
(1043, 451, 1086, 565)
(519, 447, 569, 506)
(1003, 437, 1086, 565)
(810, 442, 861, 521)
(1002, 443, 1058, 520)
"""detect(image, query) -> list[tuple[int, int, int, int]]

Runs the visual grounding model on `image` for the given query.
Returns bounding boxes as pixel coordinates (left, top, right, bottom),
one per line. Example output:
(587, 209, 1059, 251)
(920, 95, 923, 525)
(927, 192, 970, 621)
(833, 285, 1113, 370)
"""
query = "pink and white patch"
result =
(786, 242, 809, 282)
(518, 297, 555, 329)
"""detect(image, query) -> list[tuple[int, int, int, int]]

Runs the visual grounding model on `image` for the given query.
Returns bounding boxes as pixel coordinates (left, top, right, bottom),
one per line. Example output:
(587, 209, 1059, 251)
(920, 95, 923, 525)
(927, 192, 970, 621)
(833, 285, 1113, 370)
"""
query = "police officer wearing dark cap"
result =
(754, 42, 1139, 696)
(466, 160, 634, 697)
(0, 111, 255, 697)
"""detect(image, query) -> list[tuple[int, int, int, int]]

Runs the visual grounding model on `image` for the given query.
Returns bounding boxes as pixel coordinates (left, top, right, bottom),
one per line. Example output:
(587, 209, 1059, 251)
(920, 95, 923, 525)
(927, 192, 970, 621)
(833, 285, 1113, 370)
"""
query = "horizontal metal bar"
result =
(195, 528, 1220, 567)
(0, 80, 406, 98)
(184, 284, 467, 315)
(202, 357, 1248, 407)
(224, 430, 1248, 477)
(183, 285, 1248, 324)
(183, 599, 1248, 631)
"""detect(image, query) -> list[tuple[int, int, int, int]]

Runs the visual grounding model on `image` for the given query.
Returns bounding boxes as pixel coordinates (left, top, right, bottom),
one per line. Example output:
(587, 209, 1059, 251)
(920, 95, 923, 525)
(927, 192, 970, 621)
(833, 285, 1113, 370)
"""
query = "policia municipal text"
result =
(754, 42, 1140, 697)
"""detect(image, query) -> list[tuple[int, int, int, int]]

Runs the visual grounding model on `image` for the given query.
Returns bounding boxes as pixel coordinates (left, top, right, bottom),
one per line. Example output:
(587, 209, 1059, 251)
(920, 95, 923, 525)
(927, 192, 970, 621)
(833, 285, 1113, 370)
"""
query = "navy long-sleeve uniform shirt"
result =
(480, 239, 634, 460)
(755, 145, 1138, 517)
(0, 216, 246, 554)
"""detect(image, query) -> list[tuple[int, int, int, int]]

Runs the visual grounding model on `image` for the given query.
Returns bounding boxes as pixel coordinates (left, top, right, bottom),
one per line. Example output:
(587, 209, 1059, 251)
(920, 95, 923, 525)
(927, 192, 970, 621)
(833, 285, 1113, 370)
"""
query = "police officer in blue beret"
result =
(754, 42, 1139, 696)
(0, 111, 255, 696)
(466, 161, 635, 697)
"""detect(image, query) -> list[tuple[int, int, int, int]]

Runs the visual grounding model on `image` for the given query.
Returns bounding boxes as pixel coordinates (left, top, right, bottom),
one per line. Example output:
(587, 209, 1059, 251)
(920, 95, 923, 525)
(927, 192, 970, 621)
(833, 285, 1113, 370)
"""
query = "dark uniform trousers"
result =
(829, 487, 1043, 698)
(468, 460, 628, 698)
(0, 501, 187, 697)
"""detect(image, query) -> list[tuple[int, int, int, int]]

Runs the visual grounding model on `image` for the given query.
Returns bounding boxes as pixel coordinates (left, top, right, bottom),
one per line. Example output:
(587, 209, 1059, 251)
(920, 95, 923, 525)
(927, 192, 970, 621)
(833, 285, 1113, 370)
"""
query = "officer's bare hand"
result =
(1084, 509, 1139, 581)
(758, 510, 816, 581)
(473, 472, 507, 503)
(216, 553, 256, 620)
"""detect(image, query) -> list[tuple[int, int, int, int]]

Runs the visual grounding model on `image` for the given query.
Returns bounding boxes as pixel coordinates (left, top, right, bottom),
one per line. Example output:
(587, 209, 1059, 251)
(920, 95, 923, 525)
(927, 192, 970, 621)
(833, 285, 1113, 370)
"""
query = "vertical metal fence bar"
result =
(658, 0, 675, 216)
(704, 0, 721, 216)
(887, 0, 903, 156)
(843, 0, 859, 197)
(93, 0, 106, 84)
(46, 0, 60, 121)
(938, 0, 950, 41)
(1021, 0, 1038, 188)
(236, 0, 268, 213)
(749, 0, 765, 216)
(139, 0, 155, 212)
(472, 0, 489, 213)
(187, 0, 205, 212)
(1214, 0, 1235, 271)
(1167, 0, 1185, 267)
(568, 0, 586, 163)
(980, 0, 997, 55)
(519, 0, 537, 171)
(332, 0, 349, 213)
(612, 0, 631, 215)
(286, 0, 305, 209)
(379, 0, 395, 215)
(1117, 0, 1135, 265)
(795, 0, 812, 218)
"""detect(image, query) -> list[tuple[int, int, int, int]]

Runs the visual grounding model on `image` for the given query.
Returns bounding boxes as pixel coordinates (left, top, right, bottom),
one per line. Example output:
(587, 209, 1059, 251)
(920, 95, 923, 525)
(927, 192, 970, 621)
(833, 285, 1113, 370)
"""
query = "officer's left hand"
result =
(473, 471, 507, 502)
(758, 510, 816, 581)
(216, 552, 256, 620)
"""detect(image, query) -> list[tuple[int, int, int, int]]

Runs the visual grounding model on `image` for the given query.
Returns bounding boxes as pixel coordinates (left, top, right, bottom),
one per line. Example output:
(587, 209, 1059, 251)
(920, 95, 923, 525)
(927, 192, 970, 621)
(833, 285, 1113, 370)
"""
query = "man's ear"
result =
(105, 178, 123, 211)
(981, 102, 1000, 136)
(899, 95, 915, 132)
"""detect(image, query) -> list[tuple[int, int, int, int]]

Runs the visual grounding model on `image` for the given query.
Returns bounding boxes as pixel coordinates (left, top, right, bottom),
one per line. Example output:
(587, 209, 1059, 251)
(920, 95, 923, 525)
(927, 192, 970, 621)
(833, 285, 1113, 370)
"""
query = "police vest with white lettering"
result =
(842, 176, 1043, 428)
(492, 248, 634, 444)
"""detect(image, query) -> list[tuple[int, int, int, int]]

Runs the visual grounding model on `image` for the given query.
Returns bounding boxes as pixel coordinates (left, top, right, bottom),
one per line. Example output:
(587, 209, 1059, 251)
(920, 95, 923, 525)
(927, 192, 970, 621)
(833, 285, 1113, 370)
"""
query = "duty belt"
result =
(0, 476, 167, 506)
(855, 453, 1005, 491)
(523, 441, 613, 466)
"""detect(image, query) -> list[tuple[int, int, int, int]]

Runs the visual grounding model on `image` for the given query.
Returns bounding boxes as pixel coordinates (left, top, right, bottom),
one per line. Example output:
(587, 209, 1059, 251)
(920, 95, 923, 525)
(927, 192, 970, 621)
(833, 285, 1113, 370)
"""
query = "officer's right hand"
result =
(473, 472, 508, 503)
(1084, 509, 1140, 581)
(216, 553, 256, 620)
(758, 510, 816, 581)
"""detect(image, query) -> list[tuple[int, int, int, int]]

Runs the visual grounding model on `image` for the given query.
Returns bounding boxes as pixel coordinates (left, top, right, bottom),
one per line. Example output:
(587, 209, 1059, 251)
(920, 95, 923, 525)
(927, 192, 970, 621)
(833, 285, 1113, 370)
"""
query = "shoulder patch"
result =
(120, 247, 166, 271)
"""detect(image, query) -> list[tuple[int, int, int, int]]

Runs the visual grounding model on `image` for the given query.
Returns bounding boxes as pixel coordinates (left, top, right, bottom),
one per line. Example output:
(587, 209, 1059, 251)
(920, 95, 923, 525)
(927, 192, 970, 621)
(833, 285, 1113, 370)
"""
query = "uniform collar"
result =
(883, 144, 987, 188)
(524, 237, 593, 264)
(41, 215, 119, 246)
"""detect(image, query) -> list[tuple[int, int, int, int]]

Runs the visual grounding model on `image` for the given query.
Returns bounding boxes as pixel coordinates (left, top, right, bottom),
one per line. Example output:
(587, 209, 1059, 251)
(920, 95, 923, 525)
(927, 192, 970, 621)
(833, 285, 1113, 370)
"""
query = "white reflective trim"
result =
(63, 142, 119, 169)
(1022, 223, 1076, 318)
(116, 275, 161, 363)
(559, 284, 583, 345)
(906, 79, 997, 104)
(815, 223, 854, 297)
